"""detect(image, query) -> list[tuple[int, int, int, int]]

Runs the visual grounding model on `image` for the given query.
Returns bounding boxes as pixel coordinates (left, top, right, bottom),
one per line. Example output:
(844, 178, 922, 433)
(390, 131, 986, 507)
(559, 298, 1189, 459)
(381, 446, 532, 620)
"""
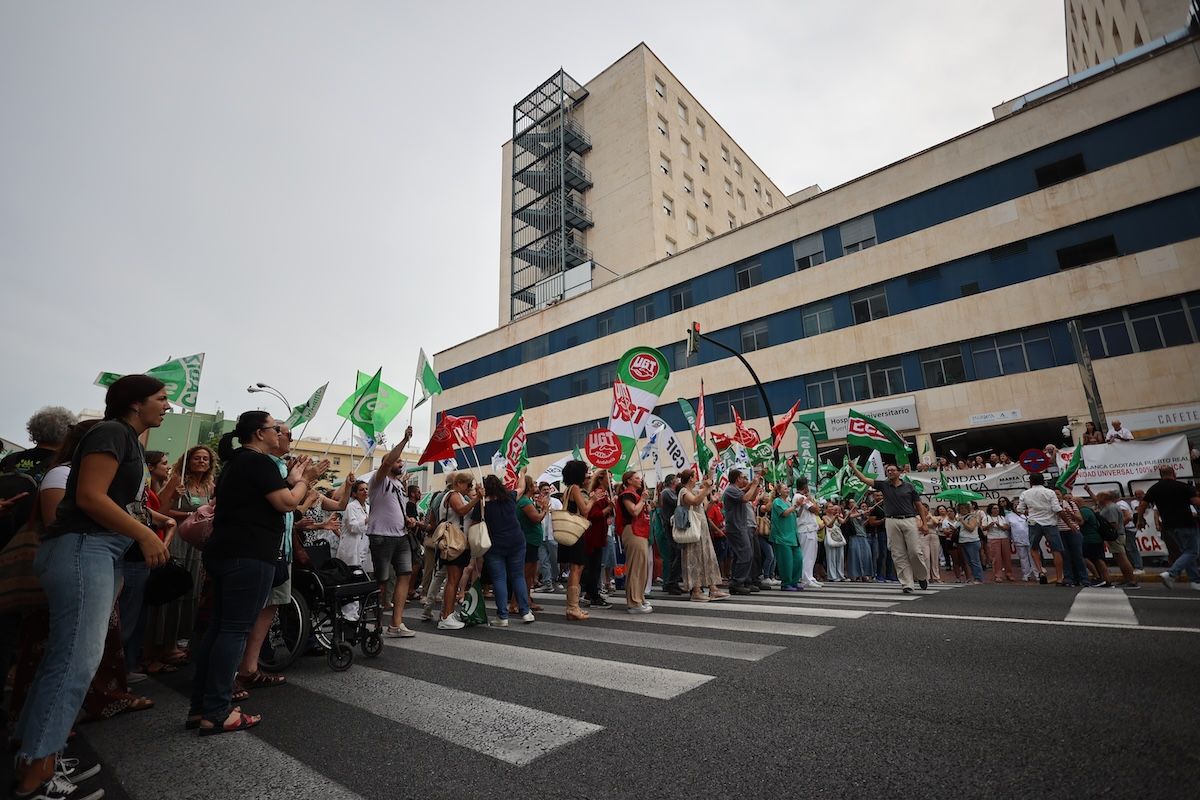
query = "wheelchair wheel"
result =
(259, 591, 311, 672)
(361, 631, 383, 658)
(328, 642, 354, 671)
(311, 606, 335, 652)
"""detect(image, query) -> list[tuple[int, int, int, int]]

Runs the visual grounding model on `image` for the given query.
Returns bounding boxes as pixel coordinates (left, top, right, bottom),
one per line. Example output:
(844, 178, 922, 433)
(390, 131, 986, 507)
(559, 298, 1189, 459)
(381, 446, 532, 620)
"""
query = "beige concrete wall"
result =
(1066, 0, 1185, 73)
(441, 41, 1200, 372)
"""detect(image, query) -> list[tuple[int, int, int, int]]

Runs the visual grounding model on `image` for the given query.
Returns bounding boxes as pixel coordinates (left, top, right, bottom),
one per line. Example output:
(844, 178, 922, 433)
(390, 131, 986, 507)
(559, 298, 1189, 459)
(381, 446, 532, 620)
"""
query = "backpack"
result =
(0, 448, 50, 546)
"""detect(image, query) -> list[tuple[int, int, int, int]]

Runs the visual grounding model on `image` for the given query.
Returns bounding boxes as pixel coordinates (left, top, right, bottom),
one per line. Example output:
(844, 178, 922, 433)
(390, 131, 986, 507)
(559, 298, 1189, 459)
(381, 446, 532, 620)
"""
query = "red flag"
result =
(771, 399, 802, 452)
(418, 414, 458, 464)
(711, 431, 735, 452)
(731, 406, 760, 447)
(449, 415, 478, 448)
(611, 378, 637, 423)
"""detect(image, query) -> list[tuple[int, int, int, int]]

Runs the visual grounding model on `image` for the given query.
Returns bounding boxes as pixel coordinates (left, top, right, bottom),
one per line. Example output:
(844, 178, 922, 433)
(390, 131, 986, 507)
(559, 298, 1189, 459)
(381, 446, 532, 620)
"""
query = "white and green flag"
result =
(337, 371, 406, 435)
(498, 401, 528, 490)
(413, 348, 443, 409)
(95, 353, 205, 410)
(286, 382, 328, 428)
(607, 346, 670, 477)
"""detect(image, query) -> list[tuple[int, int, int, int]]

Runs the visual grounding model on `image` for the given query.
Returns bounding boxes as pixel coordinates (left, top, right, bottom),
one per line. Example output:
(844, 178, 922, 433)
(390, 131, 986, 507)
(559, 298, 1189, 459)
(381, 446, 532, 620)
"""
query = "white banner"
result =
(819, 396, 919, 439)
(537, 456, 571, 486)
(1059, 435, 1192, 494)
(646, 414, 692, 474)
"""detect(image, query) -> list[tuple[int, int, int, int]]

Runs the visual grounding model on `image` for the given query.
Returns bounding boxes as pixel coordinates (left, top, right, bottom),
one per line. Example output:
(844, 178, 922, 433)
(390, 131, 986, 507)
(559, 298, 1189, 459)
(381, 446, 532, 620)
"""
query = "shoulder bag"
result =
(826, 525, 846, 547)
(177, 502, 215, 550)
(468, 496, 491, 558)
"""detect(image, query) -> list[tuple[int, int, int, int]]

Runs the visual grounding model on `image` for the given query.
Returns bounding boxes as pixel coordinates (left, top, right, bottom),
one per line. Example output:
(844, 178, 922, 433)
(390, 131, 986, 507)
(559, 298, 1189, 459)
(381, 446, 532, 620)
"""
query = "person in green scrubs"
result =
(769, 482, 804, 590)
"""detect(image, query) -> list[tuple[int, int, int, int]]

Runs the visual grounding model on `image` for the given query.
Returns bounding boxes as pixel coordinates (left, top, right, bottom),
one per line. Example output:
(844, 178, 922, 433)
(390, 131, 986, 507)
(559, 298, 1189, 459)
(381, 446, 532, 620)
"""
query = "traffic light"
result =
(687, 321, 701, 356)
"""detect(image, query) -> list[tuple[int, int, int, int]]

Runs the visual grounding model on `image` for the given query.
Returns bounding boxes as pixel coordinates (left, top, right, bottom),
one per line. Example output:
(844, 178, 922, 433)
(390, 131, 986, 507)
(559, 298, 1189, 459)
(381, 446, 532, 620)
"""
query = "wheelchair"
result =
(259, 542, 384, 672)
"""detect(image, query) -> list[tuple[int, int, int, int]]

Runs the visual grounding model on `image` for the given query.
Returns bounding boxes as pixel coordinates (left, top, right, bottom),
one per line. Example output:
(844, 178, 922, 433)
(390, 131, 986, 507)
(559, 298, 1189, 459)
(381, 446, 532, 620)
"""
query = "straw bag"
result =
(551, 509, 589, 546)
(468, 496, 491, 558)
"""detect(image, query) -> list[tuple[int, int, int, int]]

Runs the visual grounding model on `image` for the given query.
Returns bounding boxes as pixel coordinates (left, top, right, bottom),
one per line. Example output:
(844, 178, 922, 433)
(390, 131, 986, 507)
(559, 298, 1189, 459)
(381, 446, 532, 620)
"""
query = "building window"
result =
(850, 287, 889, 324)
(752, 179, 761, 197)
(728, 212, 737, 230)
(835, 364, 870, 404)
(920, 344, 966, 388)
(523, 383, 549, 408)
(733, 158, 743, 176)
(705, 227, 715, 240)
(867, 356, 905, 398)
(1057, 235, 1118, 269)
(737, 191, 747, 210)
(971, 327, 1055, 379)
(740, 320, 769, 352)
(654, 76, 665, 98)
(723, 178, 733, 196)
(665, 237, 676, 257)
(659, 154, 671, 176)
(677, 100, 688, 122)
(333, 457, 341, 466)
(686, 213, 698, 236)
(570, 374, 591, 395)
(696, 119, 706, 140)
(670, 285, 693, 312)
(1082, 310, 1134, 358)
(634, 299, 655, 326)
(702, 190, 712, 211)
(657, 115, 669, 137)
(699, 154, 709, 174)
(522, 334, 550, 361)
(597, 363, 616, 388)
(568, 421, 597, 449)
(682, 173, 694, 195)
(720, 145, 730, 163)
(667, 341, 688, 371)
(802, 301, 834, 337)
(1127, 298, 1194, 352)
(1035, 153, 1086, 188)
(765, 190, 773, 207)
(662, 194, 674, 217)
(793, 232, 825, 270)
(806, 371, 837, 408)
(841, 214, 877, 254)
(711, 388, 762, 424)
(680, 137, 691, 159)
(597, 311, 615, 338)
(735, 261, 762, 291)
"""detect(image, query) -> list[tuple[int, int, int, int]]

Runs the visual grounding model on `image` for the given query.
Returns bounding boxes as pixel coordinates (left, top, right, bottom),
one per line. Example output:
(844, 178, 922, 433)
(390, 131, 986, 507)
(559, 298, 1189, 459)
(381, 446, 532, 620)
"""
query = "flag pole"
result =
(321, 417, 351, 460)
(297, 414, 315, 444)
(183, 408, 197, 452)
(408, 374, 419, 427)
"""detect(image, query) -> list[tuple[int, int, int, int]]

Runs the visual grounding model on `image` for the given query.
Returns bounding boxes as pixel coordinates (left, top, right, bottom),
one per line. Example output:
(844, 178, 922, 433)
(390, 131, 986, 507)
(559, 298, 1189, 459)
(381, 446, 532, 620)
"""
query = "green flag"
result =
(95, 353, 205, 410)
(498, 401, 528, 488)
(413, 348, 443, 409)
(846, 408, 911, 460)
(939, 470, 949, 492)
(337, 371, 407, 434)
(286, 382, 328, 428)
(749, 442, 774, 465)
(901, 474, 926, 494)
(792, 421, 819, 488)
(416, 492, 432, 515)
(572, 444, 586, 465)
(457, 580, 489, 626)
(677, 397, 713, 473)
(1055, 446, 1084, 490)
(340, 368, 382, 439)
(608, 347, 670, 478)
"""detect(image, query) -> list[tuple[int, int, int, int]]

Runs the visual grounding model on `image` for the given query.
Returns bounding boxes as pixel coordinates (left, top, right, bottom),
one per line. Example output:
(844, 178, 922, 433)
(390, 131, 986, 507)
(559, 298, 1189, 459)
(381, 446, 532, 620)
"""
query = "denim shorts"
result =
(369, 534, 413, 581)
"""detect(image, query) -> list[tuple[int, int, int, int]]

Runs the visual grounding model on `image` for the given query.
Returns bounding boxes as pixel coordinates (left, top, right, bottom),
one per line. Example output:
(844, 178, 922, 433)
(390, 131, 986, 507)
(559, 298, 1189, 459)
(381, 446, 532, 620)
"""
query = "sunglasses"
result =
(260, 425, 282, 434)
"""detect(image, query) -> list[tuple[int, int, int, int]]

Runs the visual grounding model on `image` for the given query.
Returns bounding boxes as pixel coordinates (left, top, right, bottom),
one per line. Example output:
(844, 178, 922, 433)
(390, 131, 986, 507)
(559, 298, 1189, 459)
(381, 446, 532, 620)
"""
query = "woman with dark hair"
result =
(616, 470, 652, 614)
(561, 460, 603, 621)
(186, 411, 314, 736)
(478, 474, 535, 626)
(515, 475, 546, 614)
(13, 375, 170, 799)
(581, 470, 613, 609)
(337, 480, 371, 568)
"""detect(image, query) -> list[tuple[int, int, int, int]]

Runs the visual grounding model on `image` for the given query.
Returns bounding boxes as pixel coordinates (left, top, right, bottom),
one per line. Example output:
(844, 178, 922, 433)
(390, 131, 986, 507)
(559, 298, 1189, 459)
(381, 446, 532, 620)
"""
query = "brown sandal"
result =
(237, 670, 286, 689)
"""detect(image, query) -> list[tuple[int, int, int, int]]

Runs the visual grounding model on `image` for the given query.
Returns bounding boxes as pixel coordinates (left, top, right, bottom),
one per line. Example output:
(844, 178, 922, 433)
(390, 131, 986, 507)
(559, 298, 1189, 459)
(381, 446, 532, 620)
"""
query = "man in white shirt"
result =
(1106, 420, 1134, 442)
(537, 482, 563, 592)
(1015, 472, 1065, 584)
(791, 478, 822, 588)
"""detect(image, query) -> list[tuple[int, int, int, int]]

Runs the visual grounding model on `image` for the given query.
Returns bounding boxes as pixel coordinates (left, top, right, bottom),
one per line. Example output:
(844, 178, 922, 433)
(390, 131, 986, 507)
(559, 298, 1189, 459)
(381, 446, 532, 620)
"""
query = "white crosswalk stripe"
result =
(287, 665, 602, 765)
(533, 593, 875, 619)
(384, 627, 716, 699)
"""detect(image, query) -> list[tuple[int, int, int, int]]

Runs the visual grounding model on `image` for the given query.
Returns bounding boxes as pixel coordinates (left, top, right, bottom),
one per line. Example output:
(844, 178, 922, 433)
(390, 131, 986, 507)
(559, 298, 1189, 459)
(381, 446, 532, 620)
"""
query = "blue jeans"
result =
(486, 547, 529, 620)
(120, 560, 150, 673)
(1165, 525, 1200, 581)
(16, 532, 131, 759)
(190, 557, 273, 723)
(1123, 530, 1143, 569)
(960, 540, 984, 581)
(538, 539, 559, 587)
(1061, 530, 1089, 585)
(758, 536, 776, 581)
(874, 529, 895, 579)
(848, 536, 873, 578)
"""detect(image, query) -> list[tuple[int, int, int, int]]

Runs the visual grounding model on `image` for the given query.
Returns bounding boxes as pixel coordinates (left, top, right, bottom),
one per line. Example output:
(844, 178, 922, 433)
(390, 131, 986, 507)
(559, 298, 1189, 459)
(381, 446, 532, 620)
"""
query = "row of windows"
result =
(445, 90, 1200, 388)
(450, 189, 1200, 422)
(452, 293, 1199, 466)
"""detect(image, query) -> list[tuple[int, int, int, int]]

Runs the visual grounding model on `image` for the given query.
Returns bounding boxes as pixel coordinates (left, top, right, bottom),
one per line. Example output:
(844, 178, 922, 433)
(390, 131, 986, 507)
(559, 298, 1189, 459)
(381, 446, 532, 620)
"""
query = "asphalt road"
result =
(14, 581, 1200, 799)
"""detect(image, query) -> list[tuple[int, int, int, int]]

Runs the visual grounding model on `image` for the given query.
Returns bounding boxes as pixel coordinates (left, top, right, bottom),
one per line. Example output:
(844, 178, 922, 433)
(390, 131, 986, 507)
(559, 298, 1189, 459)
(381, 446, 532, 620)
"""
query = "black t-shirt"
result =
(0, 446, 57, 541)
(48, 421, 146, 538)
(872, 479, 920, 518)
(206, 448, 289, 563)
(659, 487, 678, 527)
(1144, 479, 1199, 530)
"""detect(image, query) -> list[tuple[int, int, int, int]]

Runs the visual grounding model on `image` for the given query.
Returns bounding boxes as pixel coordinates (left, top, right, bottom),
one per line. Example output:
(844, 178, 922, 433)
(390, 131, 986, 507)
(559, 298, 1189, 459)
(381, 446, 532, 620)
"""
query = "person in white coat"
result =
(337, 480, 371, 621)
(791, 478, 823, 588)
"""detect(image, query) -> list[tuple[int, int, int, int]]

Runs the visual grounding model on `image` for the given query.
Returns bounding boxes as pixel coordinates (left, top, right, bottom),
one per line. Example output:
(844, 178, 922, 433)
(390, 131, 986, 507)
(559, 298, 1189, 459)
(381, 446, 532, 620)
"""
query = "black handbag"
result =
(271, 552, 290, 587)
(144, 558, 194, 606)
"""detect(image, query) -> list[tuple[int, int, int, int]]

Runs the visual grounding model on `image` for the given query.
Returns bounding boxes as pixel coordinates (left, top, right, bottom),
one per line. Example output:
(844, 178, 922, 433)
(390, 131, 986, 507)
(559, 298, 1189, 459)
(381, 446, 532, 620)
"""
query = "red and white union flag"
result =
(848, 417, 883, 440)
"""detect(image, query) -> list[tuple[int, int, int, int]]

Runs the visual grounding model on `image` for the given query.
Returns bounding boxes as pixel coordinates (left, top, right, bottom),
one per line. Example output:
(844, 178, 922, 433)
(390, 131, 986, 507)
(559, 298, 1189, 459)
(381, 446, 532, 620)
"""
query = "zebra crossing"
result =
(77, 581, 957, 798)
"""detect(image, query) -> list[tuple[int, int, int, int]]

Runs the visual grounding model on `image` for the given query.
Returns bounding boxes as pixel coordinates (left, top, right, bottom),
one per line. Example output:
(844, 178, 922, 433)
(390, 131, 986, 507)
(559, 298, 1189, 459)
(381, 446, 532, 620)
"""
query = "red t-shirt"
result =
(707, 502, 725, 538)
(617, 489, 650, 539)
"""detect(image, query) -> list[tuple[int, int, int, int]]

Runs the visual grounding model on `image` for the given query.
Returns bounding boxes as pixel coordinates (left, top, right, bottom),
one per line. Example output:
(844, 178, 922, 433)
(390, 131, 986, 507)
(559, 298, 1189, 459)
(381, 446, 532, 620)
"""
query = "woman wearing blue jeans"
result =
(187, 411, 315, 735)
(476, 474, 535, 627)
(956, 504, 985, 583)
(13, 376, 171, 800)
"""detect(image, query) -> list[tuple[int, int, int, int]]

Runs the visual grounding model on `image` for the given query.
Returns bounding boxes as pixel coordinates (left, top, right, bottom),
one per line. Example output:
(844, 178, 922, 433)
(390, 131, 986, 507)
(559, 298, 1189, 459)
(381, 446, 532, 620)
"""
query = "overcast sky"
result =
(0, 1, 1065, 448)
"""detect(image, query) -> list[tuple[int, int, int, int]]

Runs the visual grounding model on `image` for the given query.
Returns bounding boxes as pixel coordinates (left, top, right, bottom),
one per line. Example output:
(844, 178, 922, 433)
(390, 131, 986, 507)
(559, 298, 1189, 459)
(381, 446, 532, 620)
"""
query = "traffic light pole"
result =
(691, 328, 778, 461)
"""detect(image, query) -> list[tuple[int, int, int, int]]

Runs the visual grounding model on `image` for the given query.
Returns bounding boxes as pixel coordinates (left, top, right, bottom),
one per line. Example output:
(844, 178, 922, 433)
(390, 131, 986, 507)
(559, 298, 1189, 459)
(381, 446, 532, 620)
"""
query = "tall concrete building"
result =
(499, 44, 789, 323)
(1065, 0, 1194, 72)
(436, 22, 1200, 483)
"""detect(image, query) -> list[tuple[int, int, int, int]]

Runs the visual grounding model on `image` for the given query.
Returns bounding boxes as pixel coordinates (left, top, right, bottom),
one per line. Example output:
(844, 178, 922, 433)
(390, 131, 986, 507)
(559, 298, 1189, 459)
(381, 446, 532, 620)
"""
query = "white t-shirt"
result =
(39, 464, 70, 492)
(1006, 511, 1030, 546)
(542, 496, 562, 542)
(791, 492, 820, 535)
(1106, 426, 1134, 442)
(981, 513, 1009, 540)
(1116, 499, 1135, 531)
(1016, 486, 1062, 526)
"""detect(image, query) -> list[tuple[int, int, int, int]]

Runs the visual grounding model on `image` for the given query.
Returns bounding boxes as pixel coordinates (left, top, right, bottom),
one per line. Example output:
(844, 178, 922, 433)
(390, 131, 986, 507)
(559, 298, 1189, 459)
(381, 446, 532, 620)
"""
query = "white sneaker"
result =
(420, 608, 433, 621)
(806, 580, 824, 588)
(627, 604, 653, 614)
(384, 624, 416, 638)
(1134, 569, 1145, 575)
(522, 612, 535, 623)
(490, 618, 509, 627)
(437, 614, 465, 630)
(1159, 573, 1175, 590)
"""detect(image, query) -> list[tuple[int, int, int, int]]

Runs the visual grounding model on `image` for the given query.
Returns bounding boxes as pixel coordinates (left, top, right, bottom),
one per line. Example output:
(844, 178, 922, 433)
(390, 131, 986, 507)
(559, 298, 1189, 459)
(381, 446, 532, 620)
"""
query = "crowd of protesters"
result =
(0, 388, 1197, 800)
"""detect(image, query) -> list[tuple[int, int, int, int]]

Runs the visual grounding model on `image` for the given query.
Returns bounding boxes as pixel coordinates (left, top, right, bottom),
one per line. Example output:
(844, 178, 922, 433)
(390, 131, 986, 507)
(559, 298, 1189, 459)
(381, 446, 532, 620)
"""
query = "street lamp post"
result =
(246, 383, 292, 415)
(687, 322, 778, 460)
